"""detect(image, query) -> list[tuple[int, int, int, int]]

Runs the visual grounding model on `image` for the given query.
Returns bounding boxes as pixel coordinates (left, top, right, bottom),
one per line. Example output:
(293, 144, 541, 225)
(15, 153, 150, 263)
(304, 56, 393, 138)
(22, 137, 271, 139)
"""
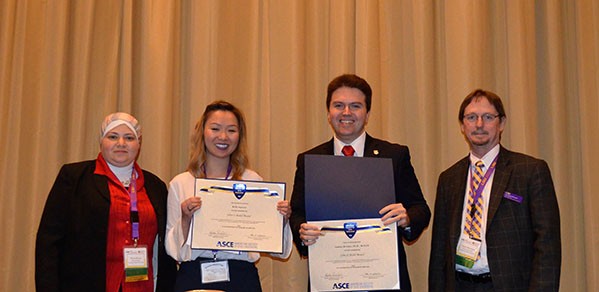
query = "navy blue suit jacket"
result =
(290, 134, 431, 292)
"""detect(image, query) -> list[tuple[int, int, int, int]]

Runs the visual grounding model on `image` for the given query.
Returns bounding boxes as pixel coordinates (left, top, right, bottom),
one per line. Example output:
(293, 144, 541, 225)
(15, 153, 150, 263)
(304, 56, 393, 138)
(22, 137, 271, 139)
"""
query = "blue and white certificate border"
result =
(307, 218, 400, 292)
(191, 178, 286, 254)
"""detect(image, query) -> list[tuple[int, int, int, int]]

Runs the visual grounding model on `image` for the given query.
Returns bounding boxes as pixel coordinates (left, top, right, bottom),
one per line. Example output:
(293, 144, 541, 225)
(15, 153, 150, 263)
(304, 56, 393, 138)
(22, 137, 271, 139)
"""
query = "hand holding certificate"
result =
(191, 178, 286, 254)
(305, 155, 400, 291)
(309, 219, 399, 291)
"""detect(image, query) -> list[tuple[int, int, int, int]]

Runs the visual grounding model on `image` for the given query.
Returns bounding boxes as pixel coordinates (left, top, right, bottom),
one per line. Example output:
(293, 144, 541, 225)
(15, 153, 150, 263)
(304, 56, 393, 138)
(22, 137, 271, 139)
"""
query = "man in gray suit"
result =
(429, 89, 561, 291)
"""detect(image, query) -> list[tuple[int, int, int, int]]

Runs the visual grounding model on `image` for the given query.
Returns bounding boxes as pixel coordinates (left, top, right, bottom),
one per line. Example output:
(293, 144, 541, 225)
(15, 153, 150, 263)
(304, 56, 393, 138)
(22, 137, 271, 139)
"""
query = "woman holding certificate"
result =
(166, 100, 292, 292)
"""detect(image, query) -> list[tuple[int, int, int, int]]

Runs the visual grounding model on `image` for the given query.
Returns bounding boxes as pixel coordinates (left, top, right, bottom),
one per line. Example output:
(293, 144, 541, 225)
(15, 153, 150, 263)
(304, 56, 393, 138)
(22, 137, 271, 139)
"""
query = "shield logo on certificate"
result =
(233, 183, 246, 199)
(344, 222, 357, 239)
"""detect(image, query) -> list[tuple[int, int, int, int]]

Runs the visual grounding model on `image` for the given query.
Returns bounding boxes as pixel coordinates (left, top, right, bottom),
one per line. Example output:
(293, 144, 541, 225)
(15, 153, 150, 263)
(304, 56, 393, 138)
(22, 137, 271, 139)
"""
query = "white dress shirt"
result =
(456, 144, 500, 274)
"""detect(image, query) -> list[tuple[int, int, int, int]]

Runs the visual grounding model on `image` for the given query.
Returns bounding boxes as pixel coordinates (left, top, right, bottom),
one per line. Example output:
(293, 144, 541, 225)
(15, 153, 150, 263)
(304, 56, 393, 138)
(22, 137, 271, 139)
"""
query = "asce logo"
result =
(216, 241, 235, 248)
(332, 283, 350, 289)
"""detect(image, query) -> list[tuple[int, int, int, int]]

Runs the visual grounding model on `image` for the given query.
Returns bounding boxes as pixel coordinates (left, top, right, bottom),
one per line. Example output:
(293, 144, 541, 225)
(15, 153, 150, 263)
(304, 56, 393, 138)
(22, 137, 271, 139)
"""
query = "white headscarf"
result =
(99, 112, 142, 143)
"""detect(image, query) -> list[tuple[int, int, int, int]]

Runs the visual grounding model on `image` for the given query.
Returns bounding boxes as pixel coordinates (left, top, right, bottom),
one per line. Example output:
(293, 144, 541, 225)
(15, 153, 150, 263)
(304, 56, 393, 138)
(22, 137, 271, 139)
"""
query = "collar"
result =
(94, 153, 144, 189)
(333, 131, 366, 157)
(469, 144, 500, 170)
(107, 162, 134, 186)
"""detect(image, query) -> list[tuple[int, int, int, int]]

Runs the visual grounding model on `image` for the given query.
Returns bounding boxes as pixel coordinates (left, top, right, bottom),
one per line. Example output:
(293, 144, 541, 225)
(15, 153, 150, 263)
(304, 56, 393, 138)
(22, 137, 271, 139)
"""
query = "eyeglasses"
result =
(463, 113, 500, 123)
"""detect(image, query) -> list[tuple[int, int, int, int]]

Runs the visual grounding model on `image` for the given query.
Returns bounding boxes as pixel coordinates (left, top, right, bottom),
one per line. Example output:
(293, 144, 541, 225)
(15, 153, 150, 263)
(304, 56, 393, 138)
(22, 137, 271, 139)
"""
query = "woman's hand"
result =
(180, 197, 202, 243)
(277, 200, 291, 219)
(181, 197, 202, 219)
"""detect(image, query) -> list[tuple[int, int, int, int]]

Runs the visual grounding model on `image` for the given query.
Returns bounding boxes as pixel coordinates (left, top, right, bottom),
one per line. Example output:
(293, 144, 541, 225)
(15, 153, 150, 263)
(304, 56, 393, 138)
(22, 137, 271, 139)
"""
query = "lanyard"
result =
(202, 163, 232, 179)
(468, 156, 498, 218)
(128, 169, 140, 246)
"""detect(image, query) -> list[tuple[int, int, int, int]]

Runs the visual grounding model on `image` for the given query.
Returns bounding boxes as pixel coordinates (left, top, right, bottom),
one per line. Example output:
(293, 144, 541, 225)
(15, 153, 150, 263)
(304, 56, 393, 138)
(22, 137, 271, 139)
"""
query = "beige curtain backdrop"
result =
(1, 0, 598, 291)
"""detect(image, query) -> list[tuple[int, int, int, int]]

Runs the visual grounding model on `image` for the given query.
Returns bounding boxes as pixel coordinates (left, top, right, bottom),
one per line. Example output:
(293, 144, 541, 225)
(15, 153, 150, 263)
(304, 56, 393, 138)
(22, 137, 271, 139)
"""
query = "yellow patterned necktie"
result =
(465, 160, 485, 240)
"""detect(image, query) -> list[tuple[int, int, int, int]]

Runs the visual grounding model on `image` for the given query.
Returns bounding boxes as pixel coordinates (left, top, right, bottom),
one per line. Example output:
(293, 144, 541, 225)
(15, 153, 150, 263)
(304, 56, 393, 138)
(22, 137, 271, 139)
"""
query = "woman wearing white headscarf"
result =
(36, 112, 176, 292)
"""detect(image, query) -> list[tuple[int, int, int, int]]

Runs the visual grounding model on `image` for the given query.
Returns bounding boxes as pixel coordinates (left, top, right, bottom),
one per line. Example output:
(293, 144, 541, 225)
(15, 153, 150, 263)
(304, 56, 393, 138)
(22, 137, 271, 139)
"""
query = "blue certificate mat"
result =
(304, 155, 395, 221)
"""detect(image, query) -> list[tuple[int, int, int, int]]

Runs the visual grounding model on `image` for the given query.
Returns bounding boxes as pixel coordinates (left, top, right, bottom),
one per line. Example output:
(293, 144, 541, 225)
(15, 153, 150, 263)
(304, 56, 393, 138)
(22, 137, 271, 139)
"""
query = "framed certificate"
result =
(304, 155, 400, 291)
(308, 218, 399, 291)
(191, 178, 286, 253)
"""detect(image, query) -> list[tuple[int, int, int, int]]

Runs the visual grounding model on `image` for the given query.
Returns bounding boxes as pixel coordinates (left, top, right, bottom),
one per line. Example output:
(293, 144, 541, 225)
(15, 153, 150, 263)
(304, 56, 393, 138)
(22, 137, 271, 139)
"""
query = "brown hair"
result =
(187, 100, 249, 180)
(326, 74, 372, 112)
(458, 89, 507, 123)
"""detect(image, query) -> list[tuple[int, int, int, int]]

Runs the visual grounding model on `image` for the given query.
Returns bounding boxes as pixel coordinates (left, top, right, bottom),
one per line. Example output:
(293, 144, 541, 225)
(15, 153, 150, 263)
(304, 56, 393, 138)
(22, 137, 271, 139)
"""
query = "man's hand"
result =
(299, 223, 323, 246)
(379, 203, 410, 228)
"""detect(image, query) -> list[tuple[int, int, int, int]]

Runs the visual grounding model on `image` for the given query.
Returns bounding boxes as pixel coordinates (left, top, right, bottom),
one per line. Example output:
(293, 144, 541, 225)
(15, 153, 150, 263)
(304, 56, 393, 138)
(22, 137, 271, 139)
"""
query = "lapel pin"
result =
(373, 150, 379, 155)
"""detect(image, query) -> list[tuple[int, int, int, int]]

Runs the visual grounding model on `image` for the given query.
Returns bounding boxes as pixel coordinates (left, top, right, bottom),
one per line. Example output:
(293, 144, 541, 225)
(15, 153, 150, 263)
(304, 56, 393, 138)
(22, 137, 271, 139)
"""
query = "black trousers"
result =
(174, 258, 262, 292)
(456, 278, 494, 291)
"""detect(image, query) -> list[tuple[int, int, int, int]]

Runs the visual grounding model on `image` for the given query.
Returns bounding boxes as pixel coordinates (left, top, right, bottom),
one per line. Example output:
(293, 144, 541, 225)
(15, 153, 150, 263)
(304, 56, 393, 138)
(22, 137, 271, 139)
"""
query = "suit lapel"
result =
(317, 139, 334, 155)
(364, 134, 386, 158)
(486, 147, 511, 227)
(364, 134, 376, 157)
(323, 134, 379, 157)
(450, 157, 470, 249)
(93, 173, 112, 202)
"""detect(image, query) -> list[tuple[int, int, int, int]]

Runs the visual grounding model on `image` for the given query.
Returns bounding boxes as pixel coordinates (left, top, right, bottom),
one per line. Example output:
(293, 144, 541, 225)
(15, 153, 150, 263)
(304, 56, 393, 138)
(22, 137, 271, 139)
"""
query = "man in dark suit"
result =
(429, 89, 561, 291)
(290, 74, 431, 291)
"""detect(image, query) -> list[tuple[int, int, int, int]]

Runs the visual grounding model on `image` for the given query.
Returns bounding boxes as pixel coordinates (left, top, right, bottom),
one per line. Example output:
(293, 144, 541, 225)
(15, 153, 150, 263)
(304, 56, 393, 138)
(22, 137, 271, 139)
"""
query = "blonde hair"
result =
(187, 100, 249, 180)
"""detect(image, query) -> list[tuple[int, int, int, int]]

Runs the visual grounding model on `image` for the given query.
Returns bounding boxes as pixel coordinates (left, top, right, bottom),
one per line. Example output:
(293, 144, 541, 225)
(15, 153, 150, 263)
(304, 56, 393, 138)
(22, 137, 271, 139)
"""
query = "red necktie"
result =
(342, 145, 355, 157)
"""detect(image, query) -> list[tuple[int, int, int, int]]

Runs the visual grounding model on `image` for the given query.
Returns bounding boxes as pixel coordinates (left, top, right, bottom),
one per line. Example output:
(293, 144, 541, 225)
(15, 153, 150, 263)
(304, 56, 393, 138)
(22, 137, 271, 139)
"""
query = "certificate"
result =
(191, 178, 286, 253)
(308, 218, 399, 291)
(304, 155, 400, 291)
(304, 155, 395, 221)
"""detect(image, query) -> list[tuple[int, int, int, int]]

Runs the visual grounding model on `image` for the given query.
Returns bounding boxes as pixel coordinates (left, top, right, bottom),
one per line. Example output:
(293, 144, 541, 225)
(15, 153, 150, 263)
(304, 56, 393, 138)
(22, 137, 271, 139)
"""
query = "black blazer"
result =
(290, 134, 431, 292)
(35, 160, 177, 292)
(429, 146, 561, 291)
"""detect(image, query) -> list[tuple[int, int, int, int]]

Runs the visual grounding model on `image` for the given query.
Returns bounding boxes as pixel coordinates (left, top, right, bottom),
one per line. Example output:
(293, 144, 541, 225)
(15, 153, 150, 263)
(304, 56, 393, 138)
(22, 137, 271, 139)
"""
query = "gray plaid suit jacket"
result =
(429, 146, 561, 291)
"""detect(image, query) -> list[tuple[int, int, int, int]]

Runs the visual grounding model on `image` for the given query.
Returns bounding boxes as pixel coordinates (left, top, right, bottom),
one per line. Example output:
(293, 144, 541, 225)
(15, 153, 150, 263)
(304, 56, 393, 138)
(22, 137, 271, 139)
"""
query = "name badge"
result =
(503, 191, 523, 203)
(455, 237, 482, 269)
(201, 260, 230, 284)
(123, 246, 149, 282)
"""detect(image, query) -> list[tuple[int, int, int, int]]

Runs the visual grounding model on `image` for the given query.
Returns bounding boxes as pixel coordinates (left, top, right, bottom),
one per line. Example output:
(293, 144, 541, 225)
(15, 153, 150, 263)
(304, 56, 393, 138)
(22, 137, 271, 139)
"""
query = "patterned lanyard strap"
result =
(469, 156, 498, 208)
(128, 169, 140, 246)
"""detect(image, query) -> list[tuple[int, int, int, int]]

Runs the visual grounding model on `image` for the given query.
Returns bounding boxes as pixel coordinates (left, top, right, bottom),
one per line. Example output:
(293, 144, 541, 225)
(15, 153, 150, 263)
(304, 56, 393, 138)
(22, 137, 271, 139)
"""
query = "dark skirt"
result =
(174, 258, 262, 292)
